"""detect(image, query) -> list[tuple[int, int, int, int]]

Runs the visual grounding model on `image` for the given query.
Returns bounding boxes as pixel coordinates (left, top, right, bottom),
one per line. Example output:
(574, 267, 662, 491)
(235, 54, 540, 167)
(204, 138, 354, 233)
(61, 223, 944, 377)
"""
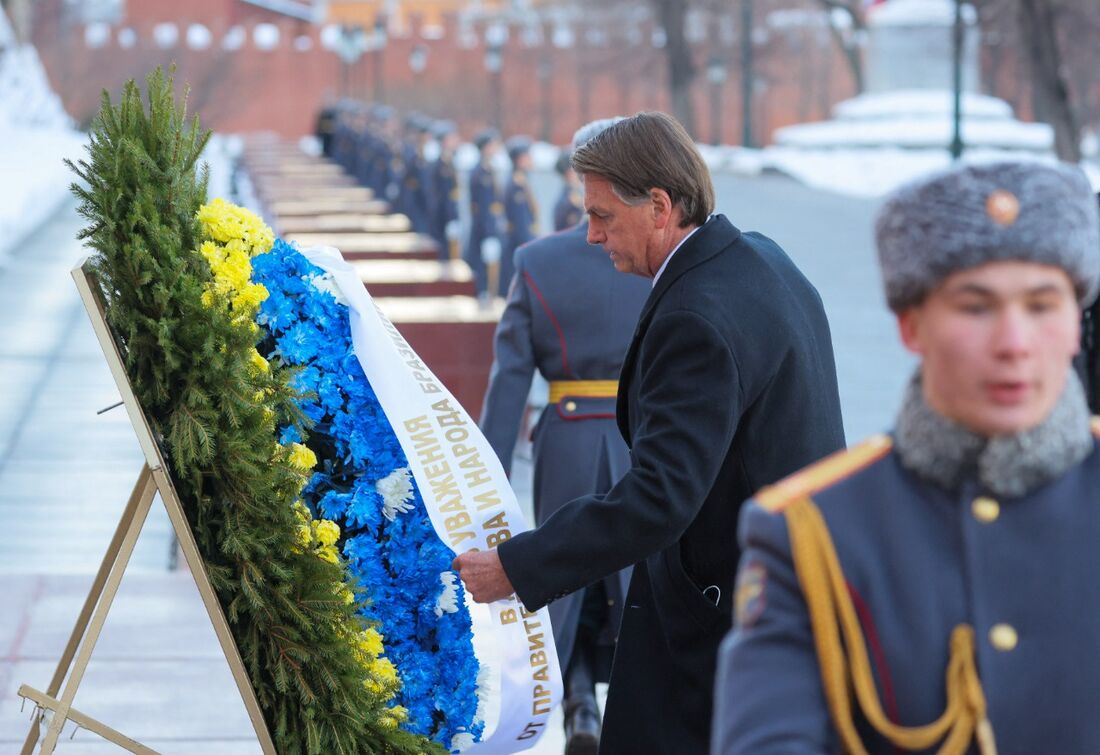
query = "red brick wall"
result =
(31, 0, 861, 145)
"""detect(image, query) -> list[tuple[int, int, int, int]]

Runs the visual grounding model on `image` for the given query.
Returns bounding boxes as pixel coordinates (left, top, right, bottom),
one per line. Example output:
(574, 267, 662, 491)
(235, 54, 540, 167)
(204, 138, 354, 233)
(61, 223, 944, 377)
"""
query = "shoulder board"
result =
(756, 434, 893, 514)
(1092, 417, 1100, 438)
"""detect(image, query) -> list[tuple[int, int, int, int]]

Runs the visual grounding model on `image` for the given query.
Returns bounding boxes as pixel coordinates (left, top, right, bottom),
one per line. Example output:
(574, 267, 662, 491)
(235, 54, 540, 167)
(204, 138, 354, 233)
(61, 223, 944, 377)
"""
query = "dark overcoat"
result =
(480, 222, 649, 674)
(497, 215, 846, 753)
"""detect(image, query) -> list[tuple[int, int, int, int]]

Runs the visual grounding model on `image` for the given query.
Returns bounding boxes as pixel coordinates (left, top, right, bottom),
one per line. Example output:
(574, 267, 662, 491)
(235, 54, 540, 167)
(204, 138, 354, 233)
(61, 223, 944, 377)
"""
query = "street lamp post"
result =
(372, 19, 388, 102)
(538, 57, 554, 142)
(484, 23, 508, 131)
(950, 0, 965, 160)
(409, 43, 428, 91)
(707, 56, 728, 146)
(740, 0, 754, 148)
(333, 25, 367, 97)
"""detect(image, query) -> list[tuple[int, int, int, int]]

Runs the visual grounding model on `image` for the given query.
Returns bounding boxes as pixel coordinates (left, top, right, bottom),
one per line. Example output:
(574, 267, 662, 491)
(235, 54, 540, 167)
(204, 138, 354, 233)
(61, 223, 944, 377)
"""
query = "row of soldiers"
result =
(316, 102, 585, 299)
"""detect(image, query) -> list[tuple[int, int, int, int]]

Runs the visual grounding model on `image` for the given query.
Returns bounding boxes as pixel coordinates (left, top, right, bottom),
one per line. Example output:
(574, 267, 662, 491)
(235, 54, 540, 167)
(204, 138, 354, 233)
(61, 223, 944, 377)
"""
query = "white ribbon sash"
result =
(300, 246, 562, 754)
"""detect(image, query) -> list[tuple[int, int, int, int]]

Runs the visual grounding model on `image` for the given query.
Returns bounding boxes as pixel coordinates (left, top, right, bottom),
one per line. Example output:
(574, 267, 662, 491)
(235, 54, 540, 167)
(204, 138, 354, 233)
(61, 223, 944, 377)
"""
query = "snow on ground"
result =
(0, 124, 86, 258)
(733, 146, 1097, 199)
(1, 0, 245, 264)
(0, 9, 85, 262)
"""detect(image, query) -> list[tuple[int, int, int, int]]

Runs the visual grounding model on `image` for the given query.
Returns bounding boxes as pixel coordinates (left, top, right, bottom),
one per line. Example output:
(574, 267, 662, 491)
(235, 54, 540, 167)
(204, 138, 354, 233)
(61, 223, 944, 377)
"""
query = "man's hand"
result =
(452, 549, 514, 603)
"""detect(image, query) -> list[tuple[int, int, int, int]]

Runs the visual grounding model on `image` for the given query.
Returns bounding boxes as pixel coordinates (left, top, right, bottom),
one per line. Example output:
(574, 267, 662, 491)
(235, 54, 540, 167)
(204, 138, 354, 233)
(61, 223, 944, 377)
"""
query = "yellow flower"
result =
(359, 627, 384, 657)
(295, 523, 311, 549)
(248, 348, 269, 373)
(314, 519, 340, 548)
(197, 199, 274, 257)
(379, 706, 407, 728)
(233, 282, 269, 313)
(287, 442, 317, 471)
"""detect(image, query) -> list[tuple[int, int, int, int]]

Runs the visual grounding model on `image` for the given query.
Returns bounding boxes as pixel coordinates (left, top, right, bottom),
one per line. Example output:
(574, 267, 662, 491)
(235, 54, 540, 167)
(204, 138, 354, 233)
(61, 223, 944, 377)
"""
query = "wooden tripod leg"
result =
(22, 464, 157, 755)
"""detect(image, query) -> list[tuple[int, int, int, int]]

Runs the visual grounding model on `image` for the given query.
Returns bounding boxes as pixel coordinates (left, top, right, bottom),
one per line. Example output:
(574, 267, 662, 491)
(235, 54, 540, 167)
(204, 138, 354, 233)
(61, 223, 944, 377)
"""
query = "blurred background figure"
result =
(313, 100, 337, 158)
(398, 113, 433, 233)
(554, 150, 584, 232)
(501, 134, 536, 298)
(466, 127, 504, 302)
(428, 119, 462, 262)
(480, 117, 647, 755)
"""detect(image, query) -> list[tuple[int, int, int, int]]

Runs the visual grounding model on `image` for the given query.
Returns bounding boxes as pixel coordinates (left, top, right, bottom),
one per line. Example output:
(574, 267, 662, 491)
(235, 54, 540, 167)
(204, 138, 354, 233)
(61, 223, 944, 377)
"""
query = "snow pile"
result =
(868, 0, 962, 27)
(0, 8, 86, 261)
(775, 90, 1053, 152)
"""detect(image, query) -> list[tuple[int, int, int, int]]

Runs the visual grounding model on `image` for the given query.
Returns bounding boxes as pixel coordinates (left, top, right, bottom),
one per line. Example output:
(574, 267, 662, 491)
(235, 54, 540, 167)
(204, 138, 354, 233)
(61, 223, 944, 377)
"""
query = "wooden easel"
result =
(17, 259, 277, 754)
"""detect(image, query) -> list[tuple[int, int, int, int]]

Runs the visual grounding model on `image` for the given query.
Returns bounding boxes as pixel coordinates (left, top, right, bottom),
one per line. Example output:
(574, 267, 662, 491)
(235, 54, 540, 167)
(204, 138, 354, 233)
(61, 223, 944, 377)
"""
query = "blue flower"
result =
(253, 240, 482, 745)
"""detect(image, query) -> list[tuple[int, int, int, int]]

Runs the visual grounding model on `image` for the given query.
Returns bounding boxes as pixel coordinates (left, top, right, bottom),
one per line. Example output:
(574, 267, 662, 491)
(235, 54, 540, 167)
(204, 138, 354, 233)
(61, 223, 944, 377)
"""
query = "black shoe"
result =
(564, 697, 600, 755)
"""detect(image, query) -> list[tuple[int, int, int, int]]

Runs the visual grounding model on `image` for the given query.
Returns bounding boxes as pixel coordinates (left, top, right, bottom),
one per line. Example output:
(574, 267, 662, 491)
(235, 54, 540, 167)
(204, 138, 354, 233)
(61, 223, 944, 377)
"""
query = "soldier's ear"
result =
(897, 308, 925, 356)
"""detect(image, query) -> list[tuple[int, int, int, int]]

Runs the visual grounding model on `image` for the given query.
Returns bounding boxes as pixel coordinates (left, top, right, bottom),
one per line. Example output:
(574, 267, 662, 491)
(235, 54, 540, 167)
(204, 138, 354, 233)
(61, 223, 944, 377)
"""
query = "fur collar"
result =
(894, 370, 1093, 498)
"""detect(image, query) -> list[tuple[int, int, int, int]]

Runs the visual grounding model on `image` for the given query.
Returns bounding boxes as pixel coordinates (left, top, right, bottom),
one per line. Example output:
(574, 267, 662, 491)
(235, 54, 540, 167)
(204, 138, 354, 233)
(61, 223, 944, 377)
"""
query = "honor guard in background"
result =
(713, 162, 1100, 755)
(428, 120, 462, 261)
(554, 150, 584, 231)
(398, 114, 432, 234)
(480, 118, 648, 755)
(501, 136, 538, 297)
(466, 128, 504, 301)
(330, 101, 359, 174)
(314, 102, 337, 157)
(367, 106, 401, 206)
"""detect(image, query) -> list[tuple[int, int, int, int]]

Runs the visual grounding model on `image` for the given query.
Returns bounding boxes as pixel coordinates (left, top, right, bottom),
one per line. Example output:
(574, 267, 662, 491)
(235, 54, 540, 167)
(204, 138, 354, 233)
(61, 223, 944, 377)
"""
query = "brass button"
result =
(971, 496, 1000, 523)
(564, 401, 577, 412)
(989, 623, 1018, 651)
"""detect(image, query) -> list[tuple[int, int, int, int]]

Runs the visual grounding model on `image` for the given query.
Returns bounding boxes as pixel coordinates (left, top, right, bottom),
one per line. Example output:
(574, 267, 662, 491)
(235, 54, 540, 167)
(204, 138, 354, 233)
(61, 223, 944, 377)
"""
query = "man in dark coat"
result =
(713, 161, 1100, 755)
(454, 112, 845, 753)
(480, 117, 649, 754)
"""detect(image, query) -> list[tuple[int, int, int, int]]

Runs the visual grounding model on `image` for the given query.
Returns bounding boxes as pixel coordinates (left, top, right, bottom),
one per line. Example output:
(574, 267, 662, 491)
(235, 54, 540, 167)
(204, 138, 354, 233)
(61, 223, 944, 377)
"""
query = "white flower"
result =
(304, 272, 349, 305)
(435, 571, 459, 618)
(450, 731, 475, 752)
(376, 467, 414, 521)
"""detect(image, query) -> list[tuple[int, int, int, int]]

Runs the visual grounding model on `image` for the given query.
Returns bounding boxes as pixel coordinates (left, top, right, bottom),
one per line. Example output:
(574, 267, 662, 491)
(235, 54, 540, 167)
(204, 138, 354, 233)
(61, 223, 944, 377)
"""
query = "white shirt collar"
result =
(652, 220, 705, 288)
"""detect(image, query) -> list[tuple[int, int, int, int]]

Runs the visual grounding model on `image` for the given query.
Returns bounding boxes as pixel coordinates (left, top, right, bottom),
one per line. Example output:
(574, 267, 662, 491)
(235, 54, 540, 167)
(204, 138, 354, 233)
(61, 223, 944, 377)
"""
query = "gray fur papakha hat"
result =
(875, 161, 1100, 311)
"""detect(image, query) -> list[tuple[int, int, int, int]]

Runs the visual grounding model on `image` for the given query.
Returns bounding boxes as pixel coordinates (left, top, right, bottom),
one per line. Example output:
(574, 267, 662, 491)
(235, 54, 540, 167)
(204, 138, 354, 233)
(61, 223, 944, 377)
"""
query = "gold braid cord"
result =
(783, 497, 998, 755)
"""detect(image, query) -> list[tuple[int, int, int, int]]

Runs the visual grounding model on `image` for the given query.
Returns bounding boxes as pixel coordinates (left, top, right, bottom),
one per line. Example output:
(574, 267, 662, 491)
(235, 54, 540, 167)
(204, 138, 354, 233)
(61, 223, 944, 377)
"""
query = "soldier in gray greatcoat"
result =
(713, 161, 1100, 755)
(479, 118, 647, 755)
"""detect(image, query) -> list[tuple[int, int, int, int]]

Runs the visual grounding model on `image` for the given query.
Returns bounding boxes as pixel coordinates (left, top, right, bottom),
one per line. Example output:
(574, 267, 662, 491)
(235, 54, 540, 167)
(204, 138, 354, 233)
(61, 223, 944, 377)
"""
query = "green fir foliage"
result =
(67, 68, 440, 754)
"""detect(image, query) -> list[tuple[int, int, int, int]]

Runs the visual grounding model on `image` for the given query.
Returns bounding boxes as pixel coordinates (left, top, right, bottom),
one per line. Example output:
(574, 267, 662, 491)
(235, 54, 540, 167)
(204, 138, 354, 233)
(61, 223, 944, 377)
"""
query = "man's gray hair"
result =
(572, 117, 625, 152)
(571, 112, 715, 228)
